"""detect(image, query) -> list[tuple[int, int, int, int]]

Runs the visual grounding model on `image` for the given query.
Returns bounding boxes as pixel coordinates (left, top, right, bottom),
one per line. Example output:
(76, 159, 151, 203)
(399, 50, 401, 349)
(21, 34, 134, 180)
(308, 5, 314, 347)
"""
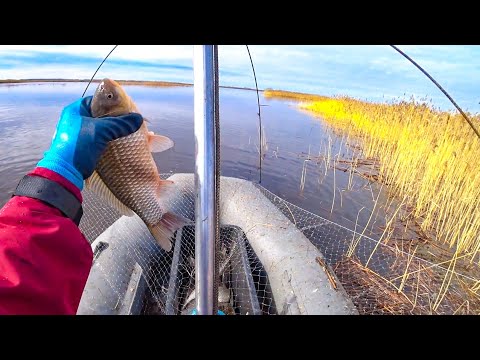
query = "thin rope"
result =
(246, 45, 263, 183)
(82, 45, 118, 97)
(213, 45, 220, 315)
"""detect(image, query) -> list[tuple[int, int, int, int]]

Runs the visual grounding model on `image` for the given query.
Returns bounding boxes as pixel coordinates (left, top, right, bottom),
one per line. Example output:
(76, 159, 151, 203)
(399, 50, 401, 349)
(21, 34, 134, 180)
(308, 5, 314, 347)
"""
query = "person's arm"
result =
(0, 168, 92, 315)
(0, 96, 142, 315)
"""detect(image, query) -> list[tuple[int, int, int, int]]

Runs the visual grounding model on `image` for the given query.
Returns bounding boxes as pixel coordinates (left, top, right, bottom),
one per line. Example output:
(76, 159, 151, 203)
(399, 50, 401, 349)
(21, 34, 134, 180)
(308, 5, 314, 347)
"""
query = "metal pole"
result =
(193, 45, 217, 315)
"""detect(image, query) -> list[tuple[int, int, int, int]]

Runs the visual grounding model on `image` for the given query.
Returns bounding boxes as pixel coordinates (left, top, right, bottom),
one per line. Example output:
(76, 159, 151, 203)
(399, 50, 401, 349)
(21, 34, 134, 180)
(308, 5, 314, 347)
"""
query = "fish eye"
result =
(107, 93, 113, 99)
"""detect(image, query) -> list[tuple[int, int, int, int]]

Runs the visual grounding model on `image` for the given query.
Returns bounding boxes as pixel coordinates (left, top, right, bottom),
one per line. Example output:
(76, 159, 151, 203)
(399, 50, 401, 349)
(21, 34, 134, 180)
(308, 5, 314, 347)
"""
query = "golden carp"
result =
(87, 78, 186, 251)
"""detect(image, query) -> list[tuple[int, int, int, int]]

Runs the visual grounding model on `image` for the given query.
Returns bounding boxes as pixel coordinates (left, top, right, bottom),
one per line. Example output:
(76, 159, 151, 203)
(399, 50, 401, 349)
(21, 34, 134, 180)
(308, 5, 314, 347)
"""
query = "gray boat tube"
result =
(77, 174, 358, 315)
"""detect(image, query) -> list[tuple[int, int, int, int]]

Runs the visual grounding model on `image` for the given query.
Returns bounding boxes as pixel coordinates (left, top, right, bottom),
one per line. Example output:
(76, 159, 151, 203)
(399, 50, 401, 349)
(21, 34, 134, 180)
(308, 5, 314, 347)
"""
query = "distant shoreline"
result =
(0, 79, 264, 92)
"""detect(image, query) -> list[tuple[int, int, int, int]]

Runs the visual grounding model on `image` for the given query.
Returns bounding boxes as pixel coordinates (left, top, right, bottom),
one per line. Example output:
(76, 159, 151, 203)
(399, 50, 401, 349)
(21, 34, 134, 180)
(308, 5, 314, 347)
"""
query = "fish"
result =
(87, 78, 187, 251)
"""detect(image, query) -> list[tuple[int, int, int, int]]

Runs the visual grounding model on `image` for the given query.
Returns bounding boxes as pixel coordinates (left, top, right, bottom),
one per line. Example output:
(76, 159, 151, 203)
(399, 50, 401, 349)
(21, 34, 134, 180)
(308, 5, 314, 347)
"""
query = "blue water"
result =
(0, 82, 393, 237)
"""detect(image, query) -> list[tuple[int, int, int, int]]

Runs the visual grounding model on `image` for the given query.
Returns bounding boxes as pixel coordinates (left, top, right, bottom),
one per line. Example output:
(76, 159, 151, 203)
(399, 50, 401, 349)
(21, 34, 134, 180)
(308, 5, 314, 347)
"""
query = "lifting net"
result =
(79, 174, 276, 316)
(78, 174, 480, 315)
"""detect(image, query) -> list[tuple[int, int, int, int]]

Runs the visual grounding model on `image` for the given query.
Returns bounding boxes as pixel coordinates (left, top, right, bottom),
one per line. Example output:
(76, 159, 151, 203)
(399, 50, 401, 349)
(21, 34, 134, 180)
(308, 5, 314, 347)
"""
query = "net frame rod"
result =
(193, 45, 218, 315)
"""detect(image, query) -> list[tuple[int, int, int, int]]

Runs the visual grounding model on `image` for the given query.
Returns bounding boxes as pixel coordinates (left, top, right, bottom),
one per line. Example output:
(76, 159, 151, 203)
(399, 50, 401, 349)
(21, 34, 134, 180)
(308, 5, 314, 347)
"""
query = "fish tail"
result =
(147, 212, 189, 251)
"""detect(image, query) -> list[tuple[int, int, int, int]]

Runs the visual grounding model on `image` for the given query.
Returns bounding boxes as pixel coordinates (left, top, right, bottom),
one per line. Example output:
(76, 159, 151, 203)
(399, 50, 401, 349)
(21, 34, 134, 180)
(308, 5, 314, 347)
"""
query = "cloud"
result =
(0, 45, 478, 112)
(0, 45, 194, 62)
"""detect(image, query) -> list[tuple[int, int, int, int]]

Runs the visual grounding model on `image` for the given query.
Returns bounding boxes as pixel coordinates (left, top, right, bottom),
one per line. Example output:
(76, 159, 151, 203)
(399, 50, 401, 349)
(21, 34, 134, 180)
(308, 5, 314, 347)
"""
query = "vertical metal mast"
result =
(193, 45, 219, 315)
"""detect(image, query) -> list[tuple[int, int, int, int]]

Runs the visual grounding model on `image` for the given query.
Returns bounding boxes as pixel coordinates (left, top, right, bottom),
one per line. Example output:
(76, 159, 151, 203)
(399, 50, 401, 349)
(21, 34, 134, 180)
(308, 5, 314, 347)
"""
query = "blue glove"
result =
(190, 309, 226, 315)
(37, 96, 143, 190)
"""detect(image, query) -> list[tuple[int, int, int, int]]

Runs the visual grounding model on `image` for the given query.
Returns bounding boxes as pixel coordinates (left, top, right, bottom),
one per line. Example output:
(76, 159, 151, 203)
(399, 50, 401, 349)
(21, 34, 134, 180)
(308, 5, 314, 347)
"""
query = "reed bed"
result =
(263, 90, 480, 312)
(264, 89, 329, 102)
(334, 251, 480, 315)
(293, 95, 480, 260)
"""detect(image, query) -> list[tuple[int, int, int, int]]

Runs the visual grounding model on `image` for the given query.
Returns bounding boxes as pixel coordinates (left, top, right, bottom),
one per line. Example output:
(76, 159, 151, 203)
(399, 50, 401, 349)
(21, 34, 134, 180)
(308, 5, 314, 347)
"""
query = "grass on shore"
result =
(264, 89, 480, 311)
(264, 88, 329, 102)
(296, 95, 480, 260)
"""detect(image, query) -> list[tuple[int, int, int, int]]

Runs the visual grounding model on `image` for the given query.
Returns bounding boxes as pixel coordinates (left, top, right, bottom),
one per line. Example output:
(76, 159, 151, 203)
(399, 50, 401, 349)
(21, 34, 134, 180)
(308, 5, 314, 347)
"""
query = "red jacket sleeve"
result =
(0, 167, 93, 315)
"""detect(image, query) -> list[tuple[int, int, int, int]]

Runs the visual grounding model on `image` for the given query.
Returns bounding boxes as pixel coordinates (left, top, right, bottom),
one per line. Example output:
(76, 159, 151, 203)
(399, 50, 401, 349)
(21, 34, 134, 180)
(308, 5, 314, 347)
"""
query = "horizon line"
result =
(0, 78, 269, 93)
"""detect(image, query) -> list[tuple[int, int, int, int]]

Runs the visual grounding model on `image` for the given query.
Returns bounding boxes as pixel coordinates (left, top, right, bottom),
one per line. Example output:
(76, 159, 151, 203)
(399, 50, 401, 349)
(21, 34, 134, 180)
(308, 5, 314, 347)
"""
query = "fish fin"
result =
(156, 179, 175, 198)
(84, 171, 134, 217)
(147, 212, 189, 251)
(148, 133, 174, 153)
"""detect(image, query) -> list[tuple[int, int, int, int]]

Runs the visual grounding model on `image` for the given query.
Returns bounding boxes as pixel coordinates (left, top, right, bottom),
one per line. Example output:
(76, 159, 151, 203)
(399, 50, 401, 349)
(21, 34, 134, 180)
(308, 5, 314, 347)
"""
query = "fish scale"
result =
(96, 123, 164, 225)
(87, 78, 187, 251)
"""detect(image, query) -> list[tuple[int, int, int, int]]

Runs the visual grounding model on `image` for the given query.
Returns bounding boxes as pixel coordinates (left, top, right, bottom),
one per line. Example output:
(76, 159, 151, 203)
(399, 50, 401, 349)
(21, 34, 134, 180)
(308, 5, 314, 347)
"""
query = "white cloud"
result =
(0, 45, 194, 62)
(0, 45, 478, 112)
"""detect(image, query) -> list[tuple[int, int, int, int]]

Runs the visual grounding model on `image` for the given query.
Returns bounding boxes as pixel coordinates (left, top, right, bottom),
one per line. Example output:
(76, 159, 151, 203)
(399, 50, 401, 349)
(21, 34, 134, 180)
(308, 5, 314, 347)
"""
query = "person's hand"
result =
(37, 96, 143, 190)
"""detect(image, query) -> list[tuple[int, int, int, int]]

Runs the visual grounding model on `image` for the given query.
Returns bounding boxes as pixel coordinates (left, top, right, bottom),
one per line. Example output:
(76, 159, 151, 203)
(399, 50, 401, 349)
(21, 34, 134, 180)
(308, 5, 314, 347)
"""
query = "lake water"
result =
(0, 82, 394, 238)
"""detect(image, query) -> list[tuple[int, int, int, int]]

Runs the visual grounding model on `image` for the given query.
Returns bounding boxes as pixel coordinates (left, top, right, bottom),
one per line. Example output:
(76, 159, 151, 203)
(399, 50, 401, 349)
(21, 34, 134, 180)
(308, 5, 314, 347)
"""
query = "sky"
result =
(0, 45, 478, 113)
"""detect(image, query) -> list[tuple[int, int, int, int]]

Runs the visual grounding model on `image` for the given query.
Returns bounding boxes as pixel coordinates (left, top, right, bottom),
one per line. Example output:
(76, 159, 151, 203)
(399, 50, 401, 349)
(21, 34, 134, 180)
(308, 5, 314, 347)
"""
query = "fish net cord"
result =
(82, 45, 118, 98)
(213, 45, 220, 314)
(390, 45, 480, 140)
(246, 45, 263, 184)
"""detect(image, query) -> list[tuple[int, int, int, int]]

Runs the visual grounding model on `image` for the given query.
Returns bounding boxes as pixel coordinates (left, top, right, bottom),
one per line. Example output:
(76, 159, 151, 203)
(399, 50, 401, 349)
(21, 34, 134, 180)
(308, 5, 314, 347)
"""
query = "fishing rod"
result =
(390, 45, 480, 140)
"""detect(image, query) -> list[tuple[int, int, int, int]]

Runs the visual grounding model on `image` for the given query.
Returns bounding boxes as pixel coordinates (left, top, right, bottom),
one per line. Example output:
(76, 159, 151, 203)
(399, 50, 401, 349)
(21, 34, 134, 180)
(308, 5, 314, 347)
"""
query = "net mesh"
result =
(79, 174, 276, 316)
(79, 174, 480, 315)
